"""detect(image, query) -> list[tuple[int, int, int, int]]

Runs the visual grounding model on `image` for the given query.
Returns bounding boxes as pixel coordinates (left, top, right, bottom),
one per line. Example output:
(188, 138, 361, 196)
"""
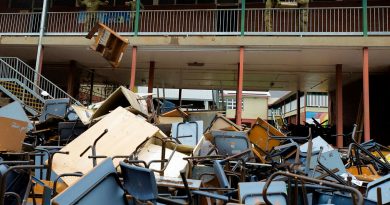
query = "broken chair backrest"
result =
(211, 131, 253, 160)
(366, 174, 390, 204)
(120, 161, 159, 203)
(39, 98, 70, 123)
(52, 158, 127, 205)
(0, 164, 30, 205)
(213, 160, 230, 189)
(248, 118, 285, 162)
(239, 181, 287, 205)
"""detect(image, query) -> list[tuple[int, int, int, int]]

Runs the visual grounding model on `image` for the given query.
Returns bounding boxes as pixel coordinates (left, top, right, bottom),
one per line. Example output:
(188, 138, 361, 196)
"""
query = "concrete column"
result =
(363, 47, 370, 142)
(66, 60, 76, 96)
(147, 61, 155, 112)
(129, 46, 137, 91)
(296, 91, 300, 125)
(336, 64, 343, 147)
(235, 46, 244, 126)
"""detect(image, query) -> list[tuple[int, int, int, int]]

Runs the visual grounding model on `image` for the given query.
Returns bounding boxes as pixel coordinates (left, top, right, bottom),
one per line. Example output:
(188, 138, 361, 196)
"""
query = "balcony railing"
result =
(0, 6, 389, 36)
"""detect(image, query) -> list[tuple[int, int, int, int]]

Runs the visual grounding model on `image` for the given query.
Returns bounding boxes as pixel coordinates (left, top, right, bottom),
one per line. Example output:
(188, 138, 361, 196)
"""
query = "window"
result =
(300, 96, 305, 108)
(227, 99, 236, 109)
(219, 98, 243, 110)
(291, 99, 297, 111)
(306, 92, 328, 107)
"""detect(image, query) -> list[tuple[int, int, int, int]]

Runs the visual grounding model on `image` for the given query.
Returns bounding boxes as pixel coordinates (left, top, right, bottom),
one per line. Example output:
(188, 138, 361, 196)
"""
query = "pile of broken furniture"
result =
(0, 86, 389, 205)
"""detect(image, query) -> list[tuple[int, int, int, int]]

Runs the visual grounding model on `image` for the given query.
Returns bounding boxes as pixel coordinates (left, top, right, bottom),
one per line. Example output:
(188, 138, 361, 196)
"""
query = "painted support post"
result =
(336, 64, 343, 147)
(296, 91, 300, 125)
(129, 46, 137, 91)
(236, 47, 244, 126)
(34, 0, 49, 86)
(147, 61, 155, 111)
(240, 0, 246, 36)
(362, 0, 368, 36)
(134, 0, 141, 36)
(363, 47, 370, 142)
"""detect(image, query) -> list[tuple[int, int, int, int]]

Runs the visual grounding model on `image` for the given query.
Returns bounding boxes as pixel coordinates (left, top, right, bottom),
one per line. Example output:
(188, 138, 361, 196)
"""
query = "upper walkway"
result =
(0, 6, 389, 36)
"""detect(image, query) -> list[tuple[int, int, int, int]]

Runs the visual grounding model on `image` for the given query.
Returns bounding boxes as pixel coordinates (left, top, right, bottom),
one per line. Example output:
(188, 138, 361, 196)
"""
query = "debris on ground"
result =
(0, 88, 389, 205)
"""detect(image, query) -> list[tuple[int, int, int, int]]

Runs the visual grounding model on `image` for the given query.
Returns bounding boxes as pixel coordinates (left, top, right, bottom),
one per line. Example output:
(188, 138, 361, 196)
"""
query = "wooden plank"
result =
(92, 86, 148, 120)
(71, 105, 94, 125)
(52, 107, 159, 186)
(0, 117, 27, 152)
(156, 176, 201, 190)
(161, 108, 188, 118)
(209, 114, 241, 131)
(137, 143, 188, 178)
(157, 116, 183, 124)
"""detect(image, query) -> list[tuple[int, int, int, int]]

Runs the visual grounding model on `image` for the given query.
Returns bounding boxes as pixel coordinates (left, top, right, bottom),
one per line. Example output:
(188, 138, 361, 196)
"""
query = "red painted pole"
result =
(129, 46, 137, 91)
(296, 91, 300, 125)
(363, 47, 370, 142)
(236, 47, 244, 126)
(336, 64, 343, 147)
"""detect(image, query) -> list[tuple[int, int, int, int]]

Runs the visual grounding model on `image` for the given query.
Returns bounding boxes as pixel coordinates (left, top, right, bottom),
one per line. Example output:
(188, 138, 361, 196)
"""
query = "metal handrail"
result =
(0, 59, 46, 112)
(0, 57, 80, 105)
(0, 6, 389, 36)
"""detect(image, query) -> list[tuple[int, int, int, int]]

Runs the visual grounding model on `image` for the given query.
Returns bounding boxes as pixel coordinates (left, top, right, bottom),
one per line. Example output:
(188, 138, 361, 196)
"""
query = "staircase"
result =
(0, 57, 80, 115)
(0, 81, 43, 111)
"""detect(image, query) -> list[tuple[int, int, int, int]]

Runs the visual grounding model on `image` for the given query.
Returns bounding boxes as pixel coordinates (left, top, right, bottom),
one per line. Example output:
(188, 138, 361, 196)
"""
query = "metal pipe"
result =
(80, 129, 109, 167)
(0, 165, 45, 205)
(4, 192, 21, 205)
(34, 0, 49, 86)
(262, 171, 364, 205)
